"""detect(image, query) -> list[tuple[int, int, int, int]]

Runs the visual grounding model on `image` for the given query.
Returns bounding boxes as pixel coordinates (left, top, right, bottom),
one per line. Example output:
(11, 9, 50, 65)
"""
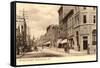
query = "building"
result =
(46, 25, 59, 47)
(16, 11, 27, 46)
(58, 6, 97, 53)
(38, 25, 59, 47)
(16, 9, 32, 54)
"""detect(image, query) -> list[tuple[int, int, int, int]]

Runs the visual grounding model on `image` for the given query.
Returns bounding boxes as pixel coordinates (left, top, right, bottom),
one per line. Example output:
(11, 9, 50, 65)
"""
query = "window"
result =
(77, 15, 79, 23)
(76, 31, 79, 35)
(21, 25, 23, 29)
(83, 36, 88, 39)
(83, 7, 86, 10)
(83, 15, 87, 23)
(92, 30, 96, 45)
(93, 15, 96, 23)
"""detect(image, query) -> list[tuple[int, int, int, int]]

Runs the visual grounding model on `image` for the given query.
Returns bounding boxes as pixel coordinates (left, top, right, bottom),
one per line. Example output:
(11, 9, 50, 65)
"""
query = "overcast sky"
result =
(16, 3, 60, 39)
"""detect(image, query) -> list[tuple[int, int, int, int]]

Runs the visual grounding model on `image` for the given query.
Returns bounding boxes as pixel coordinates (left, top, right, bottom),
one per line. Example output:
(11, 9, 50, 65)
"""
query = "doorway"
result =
(83, 36, 88, 50)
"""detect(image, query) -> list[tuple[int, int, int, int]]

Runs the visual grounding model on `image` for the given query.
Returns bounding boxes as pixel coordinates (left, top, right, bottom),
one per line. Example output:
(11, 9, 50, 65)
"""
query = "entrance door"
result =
(83, 40, 88, 50)
(83, 36, 88, 50)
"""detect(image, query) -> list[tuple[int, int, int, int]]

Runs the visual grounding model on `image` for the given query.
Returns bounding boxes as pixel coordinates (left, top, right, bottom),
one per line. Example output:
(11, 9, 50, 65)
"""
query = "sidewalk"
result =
(47, 47, 89, 56)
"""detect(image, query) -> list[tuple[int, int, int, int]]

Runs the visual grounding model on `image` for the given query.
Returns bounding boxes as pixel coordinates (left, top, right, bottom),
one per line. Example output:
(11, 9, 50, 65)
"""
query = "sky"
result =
(16, 3, 60, 39)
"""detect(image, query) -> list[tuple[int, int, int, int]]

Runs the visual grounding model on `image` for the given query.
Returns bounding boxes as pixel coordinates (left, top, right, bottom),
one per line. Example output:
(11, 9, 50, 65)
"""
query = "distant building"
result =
(46, 25, 59, 47)
(39, 25, 59, 47)
(58, 6, 97, 53)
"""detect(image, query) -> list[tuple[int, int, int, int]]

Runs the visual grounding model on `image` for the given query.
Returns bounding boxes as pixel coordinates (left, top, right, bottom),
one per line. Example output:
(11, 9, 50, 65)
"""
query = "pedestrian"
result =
(67, 43, 70, 53)
(64, 43, 70, 53)
(64, 45, 67, 53)
(34, 46, 38, 51)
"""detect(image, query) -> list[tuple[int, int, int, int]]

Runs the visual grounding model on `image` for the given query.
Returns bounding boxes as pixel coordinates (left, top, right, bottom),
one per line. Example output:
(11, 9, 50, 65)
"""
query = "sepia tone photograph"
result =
(16, 2, 97, 65)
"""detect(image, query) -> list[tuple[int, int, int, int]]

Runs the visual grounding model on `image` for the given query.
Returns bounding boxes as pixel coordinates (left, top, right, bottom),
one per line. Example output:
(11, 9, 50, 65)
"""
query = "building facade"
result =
(16, 10, 32, 54)
(38, 25, 59, 47)
(46, 25, 59, 47)
(58, 6, 97, 53)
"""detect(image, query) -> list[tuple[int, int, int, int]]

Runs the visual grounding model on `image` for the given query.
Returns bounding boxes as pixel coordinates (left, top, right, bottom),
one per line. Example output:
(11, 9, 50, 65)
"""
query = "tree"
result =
(16, 27, 21, 55)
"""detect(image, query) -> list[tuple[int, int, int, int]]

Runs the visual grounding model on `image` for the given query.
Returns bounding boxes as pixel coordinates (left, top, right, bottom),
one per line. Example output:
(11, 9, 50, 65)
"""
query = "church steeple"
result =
(22, 9, 27, 43)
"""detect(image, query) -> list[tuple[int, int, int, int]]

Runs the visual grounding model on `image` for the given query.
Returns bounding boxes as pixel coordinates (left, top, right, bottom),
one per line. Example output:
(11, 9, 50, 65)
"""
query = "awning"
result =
(57, 39, 62, 44)
(43, 41, 50, 45)
(61, 39, 68, 44)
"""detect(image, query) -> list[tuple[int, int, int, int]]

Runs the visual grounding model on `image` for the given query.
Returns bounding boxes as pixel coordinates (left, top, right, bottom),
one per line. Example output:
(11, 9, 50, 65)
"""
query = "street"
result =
(16, 47, 96, 65)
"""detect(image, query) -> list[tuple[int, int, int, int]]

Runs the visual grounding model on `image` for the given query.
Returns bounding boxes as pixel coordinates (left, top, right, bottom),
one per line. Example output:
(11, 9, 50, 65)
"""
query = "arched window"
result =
(92, 30, 96, 45)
